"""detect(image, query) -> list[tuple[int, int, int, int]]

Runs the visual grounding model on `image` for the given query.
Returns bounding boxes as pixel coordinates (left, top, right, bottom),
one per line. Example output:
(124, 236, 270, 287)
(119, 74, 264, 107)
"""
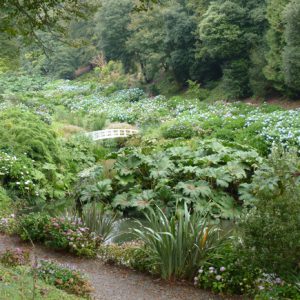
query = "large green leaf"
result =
(149, 153, 175, 179)
(114, 153, 142, 176)
(115, 174, 135, 186)
(112, 192, 133, 209)
(212, 193, 241, 219)
(131, 190, 155, 210)
(176, 180, 212, 198)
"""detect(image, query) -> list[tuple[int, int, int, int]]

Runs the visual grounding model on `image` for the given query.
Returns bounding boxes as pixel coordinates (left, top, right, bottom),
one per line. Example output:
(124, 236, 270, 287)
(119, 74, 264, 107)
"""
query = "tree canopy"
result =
(1, 0, 300, 98)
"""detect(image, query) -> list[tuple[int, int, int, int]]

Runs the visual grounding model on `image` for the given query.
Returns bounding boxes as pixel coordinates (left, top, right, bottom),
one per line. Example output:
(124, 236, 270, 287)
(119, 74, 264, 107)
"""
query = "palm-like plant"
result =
(133, 204, 223, 280)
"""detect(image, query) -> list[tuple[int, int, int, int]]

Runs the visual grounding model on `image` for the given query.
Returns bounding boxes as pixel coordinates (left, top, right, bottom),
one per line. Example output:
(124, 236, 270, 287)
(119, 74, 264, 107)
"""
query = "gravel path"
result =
(0, 234, 244, 300)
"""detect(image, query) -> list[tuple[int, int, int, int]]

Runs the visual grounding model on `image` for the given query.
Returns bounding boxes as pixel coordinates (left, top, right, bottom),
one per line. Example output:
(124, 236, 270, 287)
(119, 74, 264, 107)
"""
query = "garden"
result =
(0, 69, 299, 299)
(1, 0, 300, 297)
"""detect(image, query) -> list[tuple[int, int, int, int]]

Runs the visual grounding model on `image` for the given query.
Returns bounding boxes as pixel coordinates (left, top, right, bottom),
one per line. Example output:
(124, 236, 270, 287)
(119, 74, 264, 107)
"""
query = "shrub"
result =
(17, 213, 102, 257)
(220, 59, 251, 100)
(85, 113, 106, 131)
(254, 281, 300, 300)
(0, 73, 48, 93)
(240, 147, 300, 274)
(36, 260, 93, 298)
(0, 109, 92, 208)
(133, 205, 223, 280)
(95, 60, 135, 91)
(0, 264, 81, 299)
(0, 248, 30, 267)
(107, 139, 261, 218)
(0, 187, 12, 215)
(195, 243, 300, 298)
(186, 80, 209, 100)
(0, 151, 41, 201)
(0, 109, 61, 164)
(62, 136, 96, 174)
(0, 213, 17, 235)
(45, 217, 102, 257)
(195, 243, 260, 295)
(161, 121, 196, 139)
(113, 88, 145, 102)
(98, 241, 149, 271)
(18, 212, 51, 242)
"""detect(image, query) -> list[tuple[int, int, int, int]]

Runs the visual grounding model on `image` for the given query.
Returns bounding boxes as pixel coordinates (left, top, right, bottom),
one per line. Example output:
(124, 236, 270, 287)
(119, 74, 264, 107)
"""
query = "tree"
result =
(94, 0, 134, 71)
(19, 18, 98, 79)
(197, 0, 261, 98)
(0, 0, 90, 40)
(127, 0, 199, 85)
(198, 1, 248, 61)
(161, 4, 198, 83)
(263, 0, 290, 93)
(282, 1, 300, 96)
(126, 8, 166, 82)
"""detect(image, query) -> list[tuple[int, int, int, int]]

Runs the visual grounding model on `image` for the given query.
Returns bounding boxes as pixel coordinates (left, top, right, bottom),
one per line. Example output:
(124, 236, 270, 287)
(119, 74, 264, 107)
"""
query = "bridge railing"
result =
(85, 128, 139, 141)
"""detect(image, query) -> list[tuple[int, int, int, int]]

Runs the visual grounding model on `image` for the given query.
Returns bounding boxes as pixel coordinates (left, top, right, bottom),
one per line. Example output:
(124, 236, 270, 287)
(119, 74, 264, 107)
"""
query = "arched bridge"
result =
(85, 128, 139, 141)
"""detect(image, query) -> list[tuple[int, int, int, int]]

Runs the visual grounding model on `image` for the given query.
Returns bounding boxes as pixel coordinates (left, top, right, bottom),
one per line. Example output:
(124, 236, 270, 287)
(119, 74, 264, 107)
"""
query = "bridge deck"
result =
(85, 128, 139, 141)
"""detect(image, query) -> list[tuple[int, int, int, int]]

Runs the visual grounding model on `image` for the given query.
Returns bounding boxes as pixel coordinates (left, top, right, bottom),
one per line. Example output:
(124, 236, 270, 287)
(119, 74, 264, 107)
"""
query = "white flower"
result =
(216, 275, 222, 281)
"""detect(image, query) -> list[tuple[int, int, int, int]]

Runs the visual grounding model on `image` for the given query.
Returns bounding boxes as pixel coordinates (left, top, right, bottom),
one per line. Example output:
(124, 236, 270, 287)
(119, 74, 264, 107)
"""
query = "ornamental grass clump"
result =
(133, 205, 223, 280)
(82, 202, 117, 243)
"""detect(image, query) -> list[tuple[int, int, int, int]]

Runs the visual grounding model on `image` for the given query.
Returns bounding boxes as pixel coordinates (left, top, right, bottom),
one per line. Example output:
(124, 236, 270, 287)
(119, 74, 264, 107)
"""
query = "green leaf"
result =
(212, 193, 241, 219)
(112, 192, 133, 209)
(131, 190, 155, 210)
(176, 180, 212, 198)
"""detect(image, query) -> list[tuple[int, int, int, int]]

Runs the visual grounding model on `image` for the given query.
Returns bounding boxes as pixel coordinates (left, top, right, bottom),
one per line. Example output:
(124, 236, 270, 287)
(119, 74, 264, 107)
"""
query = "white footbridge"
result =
(85, 128, 139, 141)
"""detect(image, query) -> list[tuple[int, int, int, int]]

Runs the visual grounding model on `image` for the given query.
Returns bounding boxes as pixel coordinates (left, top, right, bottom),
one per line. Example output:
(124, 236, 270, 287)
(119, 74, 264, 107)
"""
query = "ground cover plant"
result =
(36, 260, 93, 298)
(0, 264, 84, 300)
(0, 247, 92, 299)
(0, 248, 30, 267)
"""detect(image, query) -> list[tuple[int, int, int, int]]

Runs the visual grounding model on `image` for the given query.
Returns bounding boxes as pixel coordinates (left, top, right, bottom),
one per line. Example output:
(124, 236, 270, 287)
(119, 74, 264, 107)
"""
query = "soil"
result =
(245, 97, 300, 110)
(0, 234, 245, 300)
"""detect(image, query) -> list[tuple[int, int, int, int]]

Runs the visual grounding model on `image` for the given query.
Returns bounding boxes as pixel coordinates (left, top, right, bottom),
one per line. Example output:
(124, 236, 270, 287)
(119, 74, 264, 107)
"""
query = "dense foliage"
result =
(134, 205, 222, 280)
(105, 140, 261, 218)
(240, 147, 300, 274)
(0, 264, 83, 300)
(17, 213, 102, 257)
(0, 10, 300, 296)
(37, 260, 93, 298)
(5, 0, 299, 99)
